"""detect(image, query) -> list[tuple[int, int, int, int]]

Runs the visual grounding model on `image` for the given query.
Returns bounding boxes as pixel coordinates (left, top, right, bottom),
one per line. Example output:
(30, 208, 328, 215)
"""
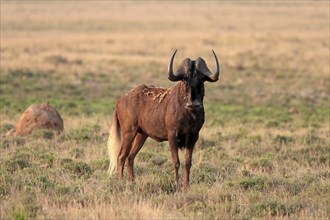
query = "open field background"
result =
(1, 1, 329, 219)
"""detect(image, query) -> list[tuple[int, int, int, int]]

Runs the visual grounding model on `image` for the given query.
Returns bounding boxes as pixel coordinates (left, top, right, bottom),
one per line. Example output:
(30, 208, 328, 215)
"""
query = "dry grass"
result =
(1, 1, 329, 219)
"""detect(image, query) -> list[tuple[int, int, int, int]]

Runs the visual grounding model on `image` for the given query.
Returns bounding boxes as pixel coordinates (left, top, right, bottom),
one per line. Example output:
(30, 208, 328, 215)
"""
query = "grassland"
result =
(0, 1, 329, 219)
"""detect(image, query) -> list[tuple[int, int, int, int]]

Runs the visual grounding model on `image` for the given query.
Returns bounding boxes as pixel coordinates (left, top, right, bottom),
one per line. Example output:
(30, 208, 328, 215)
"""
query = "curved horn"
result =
(197, 49, 220, 82)
(211, 49, 220, 81)
(168, 50, 184, 81)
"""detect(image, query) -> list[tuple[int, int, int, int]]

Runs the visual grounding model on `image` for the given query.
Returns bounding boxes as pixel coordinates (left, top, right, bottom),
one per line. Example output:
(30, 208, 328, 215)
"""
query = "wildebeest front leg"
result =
(184, 133, 198, 190)
(168, 132, 180, 183)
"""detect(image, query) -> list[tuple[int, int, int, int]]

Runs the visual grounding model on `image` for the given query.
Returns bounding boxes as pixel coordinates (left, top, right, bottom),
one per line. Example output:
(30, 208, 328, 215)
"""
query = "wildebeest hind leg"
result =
(118, 131, 137, 181)
(126, 132, 148, 182)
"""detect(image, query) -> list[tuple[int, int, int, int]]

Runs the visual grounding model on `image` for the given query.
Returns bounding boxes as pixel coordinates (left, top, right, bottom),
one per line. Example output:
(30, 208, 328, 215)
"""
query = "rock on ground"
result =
(13, 102, 64, 136)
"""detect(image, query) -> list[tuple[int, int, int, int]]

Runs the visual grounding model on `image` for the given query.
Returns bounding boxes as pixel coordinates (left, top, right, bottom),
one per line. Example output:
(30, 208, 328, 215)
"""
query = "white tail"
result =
(107, 112, 122, 176)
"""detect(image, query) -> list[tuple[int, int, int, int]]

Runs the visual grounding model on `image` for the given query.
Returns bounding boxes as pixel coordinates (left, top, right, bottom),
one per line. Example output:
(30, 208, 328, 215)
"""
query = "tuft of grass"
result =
(251, 153, 274, 172)
(89, 158, 109, 170)
(192, 162, 220, 185)
(0, 123, 15, 134)
(28, 129, 54, 139)
(249, 200, 303, 217)
(8, 194, 40, 219)
(239, 176, 267, 191)
(11, 209, 28, 220)
(61, 159, 93, 177)
(273, 135, 295, 145)
(64, 126, 102, 141)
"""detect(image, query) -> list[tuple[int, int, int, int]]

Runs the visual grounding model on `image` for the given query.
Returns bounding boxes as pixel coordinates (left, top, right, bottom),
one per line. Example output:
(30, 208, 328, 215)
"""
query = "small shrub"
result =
(201, 147, 228, 161)
(240, 177, 258, 190)
(45, 55, 69, 65)
(241, 169, 252, 177)
(9, 194, 40, 219)
(199, 137, 216, 149)
(0, 123, 15, 134)
(326, 196, 330, 217)
(1, 138, 11, 149)
(66, 127, 101, 141)
(159, 175, 177, 194)
(13, 137, 27, 146)
(61, 159, 92, 177)
(319, 155, 327, 164)
(55, 184, 79, 196)
(11, 209, 28, 220)
(38, 176, 55, 191)
(6, 158, 31, 173)
(248, 135, 262, 145)
(303, 134, 325, 145)
(239, 176, 268, 191)
(151, 156, 167, 166)
(1, 137, 27, 148)
(0, 173, 12, 196)
(277, 114, 293, 124)
(249, 200, 303, 217)
(273, 135, 295, 145)
(90, 158, 109, 170)
(251, 153, 274, 172)
(192, 162, 219, 185)
(187, 200, 206, 213)
(137, 151, 154, 162)
(39, 152, 55, 167)
(70, 147, 84, 159)
(221, 161, 240, 180)
(232, 128, 248, 141)
(284, 177, 316, 196)
(29, 129, 54, 139)
(137, 179, 164, 195)
(266, 121, 279, 128)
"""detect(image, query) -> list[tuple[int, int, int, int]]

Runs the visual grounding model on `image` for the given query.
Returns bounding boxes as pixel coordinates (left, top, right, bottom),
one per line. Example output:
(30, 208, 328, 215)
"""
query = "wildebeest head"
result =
(168, 50, 220, 110)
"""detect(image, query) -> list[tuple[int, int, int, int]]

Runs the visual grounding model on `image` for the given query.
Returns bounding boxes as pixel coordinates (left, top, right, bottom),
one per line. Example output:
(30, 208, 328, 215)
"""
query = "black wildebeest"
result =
(107, 50, 220, 189)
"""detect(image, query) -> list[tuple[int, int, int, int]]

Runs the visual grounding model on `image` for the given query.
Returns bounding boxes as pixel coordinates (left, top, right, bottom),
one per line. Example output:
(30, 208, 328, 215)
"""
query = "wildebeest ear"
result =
(195, 57, 213, 81)
(174, 58, 191, 79)
(195, 50, 220, 82)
